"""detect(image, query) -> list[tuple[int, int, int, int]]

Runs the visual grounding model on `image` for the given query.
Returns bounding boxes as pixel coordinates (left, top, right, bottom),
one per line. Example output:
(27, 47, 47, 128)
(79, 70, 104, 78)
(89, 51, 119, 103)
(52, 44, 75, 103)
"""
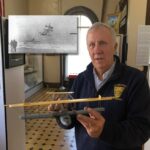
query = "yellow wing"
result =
(5, 96, 119, 108)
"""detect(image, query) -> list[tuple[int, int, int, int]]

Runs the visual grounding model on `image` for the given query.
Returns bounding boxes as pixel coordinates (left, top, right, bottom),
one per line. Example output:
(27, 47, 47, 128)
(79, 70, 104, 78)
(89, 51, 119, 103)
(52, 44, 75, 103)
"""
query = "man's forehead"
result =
(89, 26, 111, 34)
(87, 28, 113, 40)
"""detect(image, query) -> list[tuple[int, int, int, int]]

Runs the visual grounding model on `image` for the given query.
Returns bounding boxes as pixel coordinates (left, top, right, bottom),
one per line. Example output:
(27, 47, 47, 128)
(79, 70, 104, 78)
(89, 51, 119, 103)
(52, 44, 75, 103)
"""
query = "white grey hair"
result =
(87, 22, 117, 44)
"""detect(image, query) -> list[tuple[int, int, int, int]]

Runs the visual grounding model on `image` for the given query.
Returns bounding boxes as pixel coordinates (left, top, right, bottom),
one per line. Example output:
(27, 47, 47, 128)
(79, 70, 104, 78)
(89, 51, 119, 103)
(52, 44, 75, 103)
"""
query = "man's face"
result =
(87, 27, 116, 72)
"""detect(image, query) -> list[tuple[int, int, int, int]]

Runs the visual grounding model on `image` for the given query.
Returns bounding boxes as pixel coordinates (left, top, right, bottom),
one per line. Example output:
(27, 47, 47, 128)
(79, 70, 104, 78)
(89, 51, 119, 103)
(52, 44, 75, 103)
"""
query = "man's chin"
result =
(94, 59, 104, 64)
(94, 63, 105, 69)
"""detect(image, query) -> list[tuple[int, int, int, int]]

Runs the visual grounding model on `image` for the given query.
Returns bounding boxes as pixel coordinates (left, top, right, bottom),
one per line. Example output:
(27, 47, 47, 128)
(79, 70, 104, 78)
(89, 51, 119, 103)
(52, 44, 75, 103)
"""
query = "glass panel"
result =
(66, 28, 91, 76)
(24, 54, 43, 98)
(80, 15, 92, 27)
(65, 15, 92, 77)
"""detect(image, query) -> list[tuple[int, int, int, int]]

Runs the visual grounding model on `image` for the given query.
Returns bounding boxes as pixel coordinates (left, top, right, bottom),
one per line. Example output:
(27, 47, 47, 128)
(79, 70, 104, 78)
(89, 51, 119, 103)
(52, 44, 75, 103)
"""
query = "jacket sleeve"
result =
(100, 74, 150, 148)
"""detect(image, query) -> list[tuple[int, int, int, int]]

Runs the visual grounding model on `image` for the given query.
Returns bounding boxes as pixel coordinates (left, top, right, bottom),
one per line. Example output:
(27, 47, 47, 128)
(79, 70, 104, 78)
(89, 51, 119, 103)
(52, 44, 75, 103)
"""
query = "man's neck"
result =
(94, 69, 104, 80)
(94, 63, 115, 80)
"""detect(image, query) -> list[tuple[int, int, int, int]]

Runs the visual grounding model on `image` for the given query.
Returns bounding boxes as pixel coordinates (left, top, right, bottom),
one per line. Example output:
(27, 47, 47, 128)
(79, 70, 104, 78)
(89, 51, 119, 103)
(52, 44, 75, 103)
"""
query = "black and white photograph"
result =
(8, 15, 78, 54)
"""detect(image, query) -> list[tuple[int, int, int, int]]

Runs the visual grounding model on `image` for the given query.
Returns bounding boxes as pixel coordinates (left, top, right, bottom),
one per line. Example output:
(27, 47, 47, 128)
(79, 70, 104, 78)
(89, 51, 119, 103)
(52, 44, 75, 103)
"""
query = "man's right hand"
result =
(48, 98, 68, 112)
(48, 103, 62, 111)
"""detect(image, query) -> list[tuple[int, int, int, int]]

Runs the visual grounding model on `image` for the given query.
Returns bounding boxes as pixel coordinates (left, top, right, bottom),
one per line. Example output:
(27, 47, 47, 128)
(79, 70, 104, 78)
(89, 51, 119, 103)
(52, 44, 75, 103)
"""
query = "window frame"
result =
(64, 6, 99, 23)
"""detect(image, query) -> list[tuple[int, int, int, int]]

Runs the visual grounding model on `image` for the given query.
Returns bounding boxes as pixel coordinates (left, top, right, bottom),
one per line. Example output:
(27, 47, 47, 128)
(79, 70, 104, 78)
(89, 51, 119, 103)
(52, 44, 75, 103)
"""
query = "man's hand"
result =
(48, 103, 62, 111)
(77, 107, 105, 138)
(48, 98, 68, 112)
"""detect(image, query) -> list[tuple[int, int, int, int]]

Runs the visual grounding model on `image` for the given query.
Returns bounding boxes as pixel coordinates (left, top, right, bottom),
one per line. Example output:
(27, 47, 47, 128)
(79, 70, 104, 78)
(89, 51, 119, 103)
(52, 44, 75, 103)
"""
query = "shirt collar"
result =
(93, 61, 116, 91)
(93, 61, 116, 81)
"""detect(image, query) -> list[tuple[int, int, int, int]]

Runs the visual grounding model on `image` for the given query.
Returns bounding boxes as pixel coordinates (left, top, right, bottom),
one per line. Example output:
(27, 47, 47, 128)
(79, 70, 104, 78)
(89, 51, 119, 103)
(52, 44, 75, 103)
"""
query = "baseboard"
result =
(43, 82, 60, 88)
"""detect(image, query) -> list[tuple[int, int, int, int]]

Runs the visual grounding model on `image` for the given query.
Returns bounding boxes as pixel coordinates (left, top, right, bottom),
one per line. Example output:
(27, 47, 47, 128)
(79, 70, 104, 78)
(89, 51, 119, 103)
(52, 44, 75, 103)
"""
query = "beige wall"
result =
(61, 0, 103, 20)
(127, 0, 147, 68)
(5, 0, 28, 16)
(28, 0, 103, 18)
(27, 0, 60, 15)
(44, 55, 60, 83)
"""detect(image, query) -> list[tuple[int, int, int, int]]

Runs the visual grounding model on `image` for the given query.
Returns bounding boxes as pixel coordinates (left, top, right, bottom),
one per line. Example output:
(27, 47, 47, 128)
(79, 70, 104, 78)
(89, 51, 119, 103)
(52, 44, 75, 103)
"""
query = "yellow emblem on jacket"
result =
(114, 84, 126, 98)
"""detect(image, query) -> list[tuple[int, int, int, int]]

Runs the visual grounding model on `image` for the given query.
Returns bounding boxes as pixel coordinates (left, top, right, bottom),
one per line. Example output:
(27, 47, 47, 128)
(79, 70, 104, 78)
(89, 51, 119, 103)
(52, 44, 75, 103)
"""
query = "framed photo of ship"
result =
(8, 15, 78, 54)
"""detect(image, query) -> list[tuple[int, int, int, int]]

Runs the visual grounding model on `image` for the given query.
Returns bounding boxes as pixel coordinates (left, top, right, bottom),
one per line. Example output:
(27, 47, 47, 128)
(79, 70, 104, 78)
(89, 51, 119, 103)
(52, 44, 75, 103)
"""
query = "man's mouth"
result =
(94, 55, 104, 60)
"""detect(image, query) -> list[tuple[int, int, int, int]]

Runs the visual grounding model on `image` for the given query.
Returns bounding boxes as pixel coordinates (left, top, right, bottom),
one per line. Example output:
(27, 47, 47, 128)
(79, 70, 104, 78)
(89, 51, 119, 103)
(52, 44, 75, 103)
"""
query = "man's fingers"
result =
(84, 107, 102, 119)
(48, 104, 54, 111)
(48, 104, 61, 111)
(76, 107, 101, 126)
(77, 107, 106, 138)
(77, 114, 91, 129)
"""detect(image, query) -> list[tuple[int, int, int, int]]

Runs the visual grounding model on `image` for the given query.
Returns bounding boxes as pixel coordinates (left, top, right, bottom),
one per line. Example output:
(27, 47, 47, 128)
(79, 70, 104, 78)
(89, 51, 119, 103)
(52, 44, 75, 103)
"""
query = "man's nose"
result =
(93, 42, 101, 52)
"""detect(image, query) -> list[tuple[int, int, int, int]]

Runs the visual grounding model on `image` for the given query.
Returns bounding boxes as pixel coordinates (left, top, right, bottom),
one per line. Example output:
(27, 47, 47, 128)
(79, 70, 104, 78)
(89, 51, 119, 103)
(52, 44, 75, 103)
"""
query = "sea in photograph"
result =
(13, 42, 77, 54)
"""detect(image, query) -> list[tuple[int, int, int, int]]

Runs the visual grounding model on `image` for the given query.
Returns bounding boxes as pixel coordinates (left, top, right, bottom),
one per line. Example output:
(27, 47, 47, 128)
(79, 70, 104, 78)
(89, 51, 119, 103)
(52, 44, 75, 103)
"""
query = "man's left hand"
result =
(77, 107, 105, 138)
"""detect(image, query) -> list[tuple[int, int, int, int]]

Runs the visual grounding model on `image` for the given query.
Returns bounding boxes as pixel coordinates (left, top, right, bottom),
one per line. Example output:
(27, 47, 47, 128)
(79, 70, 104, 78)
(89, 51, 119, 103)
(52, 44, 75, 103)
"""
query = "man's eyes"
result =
(99, 41, 107, 46)
(88, 41, 107, 48)
(89, 43, 95, 48)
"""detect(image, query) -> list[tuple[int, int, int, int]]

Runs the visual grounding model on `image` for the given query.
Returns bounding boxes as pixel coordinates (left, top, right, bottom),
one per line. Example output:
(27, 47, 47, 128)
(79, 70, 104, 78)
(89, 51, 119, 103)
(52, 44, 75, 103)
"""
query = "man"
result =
(49, 22, 150, 150)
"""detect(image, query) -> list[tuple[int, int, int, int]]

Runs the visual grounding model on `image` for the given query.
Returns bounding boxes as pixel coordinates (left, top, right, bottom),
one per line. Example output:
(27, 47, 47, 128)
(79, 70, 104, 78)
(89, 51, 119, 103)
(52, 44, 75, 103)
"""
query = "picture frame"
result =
(2, 17, 25, 68)
(8, 15, 78, 54)
(107, 13, 120, 33)
(115, 34, 123, 62)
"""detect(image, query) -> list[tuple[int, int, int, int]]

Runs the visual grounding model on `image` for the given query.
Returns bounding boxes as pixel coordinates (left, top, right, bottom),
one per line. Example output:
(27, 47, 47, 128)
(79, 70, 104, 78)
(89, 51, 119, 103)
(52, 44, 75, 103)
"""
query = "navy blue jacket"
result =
(71, 59, 150, 150)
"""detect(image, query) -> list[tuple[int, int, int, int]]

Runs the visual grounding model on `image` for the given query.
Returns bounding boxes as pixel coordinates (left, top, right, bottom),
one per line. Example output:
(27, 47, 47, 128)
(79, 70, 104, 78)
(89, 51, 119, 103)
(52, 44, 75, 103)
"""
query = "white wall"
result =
(5, 67, 25, 150)
(145, 141, 150, 150)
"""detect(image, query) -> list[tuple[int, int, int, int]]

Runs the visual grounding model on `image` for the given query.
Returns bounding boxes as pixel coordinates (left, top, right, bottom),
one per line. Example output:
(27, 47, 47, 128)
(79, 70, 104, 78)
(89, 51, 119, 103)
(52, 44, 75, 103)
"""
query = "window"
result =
(64, 6, 98, 78)
(65, 15, 92, 77)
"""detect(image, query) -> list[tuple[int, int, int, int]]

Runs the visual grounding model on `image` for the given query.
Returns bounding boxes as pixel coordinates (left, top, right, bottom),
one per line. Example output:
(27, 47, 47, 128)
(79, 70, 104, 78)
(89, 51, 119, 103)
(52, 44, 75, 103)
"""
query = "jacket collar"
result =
(84, 55, 123, 83)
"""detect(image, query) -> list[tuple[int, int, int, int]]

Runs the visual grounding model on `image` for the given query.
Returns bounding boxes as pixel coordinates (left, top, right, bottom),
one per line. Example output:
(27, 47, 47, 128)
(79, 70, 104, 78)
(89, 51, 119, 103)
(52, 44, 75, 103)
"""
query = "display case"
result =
(24, 54, 43, 98)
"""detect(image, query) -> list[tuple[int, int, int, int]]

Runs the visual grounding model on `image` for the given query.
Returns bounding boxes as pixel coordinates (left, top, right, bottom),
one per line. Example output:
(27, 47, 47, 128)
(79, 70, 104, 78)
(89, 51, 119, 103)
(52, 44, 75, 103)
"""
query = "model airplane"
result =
(5, 94, 119, 108)
(5, 84, 124, 122)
